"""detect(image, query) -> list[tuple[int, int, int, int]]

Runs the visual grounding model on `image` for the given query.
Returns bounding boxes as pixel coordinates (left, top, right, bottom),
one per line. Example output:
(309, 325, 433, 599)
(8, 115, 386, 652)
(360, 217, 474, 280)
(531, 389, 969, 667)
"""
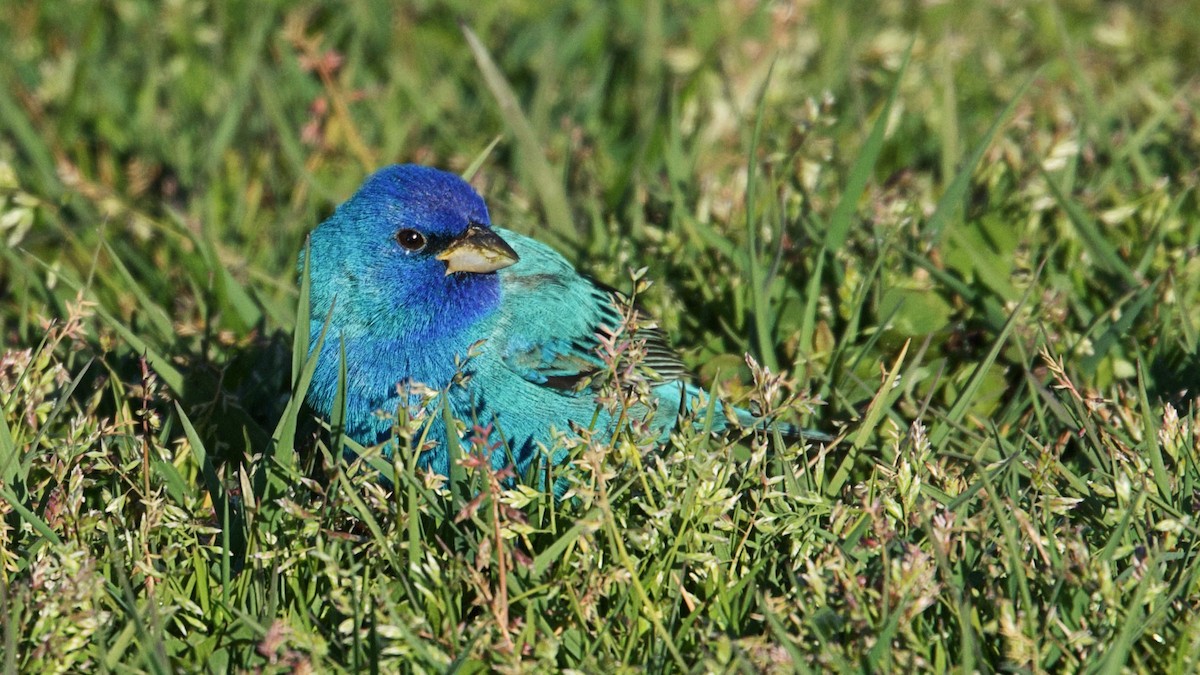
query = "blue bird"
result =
(303, 164, 824, 486)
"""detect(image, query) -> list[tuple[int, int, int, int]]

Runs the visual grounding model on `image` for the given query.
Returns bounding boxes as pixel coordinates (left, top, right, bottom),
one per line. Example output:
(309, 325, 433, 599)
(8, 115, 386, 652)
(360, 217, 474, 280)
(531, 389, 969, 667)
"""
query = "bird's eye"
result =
(396, 229, 427, 252)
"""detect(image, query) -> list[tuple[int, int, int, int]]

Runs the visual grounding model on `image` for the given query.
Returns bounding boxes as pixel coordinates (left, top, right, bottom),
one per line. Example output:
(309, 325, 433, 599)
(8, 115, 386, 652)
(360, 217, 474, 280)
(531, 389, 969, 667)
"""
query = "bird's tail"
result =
(674, 383, 832, 443)
(730, 406, 832, 443)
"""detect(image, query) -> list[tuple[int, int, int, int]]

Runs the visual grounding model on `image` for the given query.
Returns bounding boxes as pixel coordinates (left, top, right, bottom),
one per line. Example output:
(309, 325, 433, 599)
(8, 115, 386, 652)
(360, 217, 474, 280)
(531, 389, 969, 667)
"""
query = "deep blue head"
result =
(305, 164, 519, 341)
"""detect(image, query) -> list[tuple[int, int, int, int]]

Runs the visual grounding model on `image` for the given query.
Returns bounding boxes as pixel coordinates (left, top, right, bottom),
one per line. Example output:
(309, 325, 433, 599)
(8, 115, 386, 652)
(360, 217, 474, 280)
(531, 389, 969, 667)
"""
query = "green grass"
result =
(3, 0, 1200, 671)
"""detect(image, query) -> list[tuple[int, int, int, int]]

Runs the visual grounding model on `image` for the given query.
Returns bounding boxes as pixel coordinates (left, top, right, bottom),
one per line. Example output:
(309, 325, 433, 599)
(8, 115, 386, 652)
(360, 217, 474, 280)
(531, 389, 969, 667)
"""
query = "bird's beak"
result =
(436, 225, 520, 275)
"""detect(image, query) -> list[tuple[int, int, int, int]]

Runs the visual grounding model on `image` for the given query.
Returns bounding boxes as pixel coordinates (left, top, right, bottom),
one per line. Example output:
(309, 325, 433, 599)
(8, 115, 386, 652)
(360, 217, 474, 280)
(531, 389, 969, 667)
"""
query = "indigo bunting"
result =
(303, 165, 823, 484)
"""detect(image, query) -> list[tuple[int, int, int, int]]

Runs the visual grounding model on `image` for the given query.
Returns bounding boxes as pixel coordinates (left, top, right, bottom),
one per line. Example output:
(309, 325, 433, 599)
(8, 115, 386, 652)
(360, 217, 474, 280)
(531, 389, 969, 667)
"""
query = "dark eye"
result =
(396, 229, 426, 251)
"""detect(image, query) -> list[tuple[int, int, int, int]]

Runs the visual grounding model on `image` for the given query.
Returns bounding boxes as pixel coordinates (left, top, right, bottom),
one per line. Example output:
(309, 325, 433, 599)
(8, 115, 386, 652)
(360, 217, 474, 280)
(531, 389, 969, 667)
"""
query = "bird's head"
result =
(303, 164, 519, 340)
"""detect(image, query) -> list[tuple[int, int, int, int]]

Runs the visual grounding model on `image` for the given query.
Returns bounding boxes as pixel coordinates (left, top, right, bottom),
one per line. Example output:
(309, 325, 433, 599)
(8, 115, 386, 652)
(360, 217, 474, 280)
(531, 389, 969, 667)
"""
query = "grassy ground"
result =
(2, 0, 1200, 671)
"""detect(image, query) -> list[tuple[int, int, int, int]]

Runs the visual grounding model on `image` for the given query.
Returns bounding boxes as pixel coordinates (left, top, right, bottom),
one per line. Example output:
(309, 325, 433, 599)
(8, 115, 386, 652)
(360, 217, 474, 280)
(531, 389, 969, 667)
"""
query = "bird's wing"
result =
(491, 229, 687, 393)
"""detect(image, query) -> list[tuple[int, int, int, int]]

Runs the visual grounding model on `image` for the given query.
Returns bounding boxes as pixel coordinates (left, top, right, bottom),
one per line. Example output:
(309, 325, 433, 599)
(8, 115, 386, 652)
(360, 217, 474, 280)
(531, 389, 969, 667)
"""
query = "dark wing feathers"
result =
(496, 253, 689, 393)
(588, 281, 688, 383)
(631, 324, 689, 382)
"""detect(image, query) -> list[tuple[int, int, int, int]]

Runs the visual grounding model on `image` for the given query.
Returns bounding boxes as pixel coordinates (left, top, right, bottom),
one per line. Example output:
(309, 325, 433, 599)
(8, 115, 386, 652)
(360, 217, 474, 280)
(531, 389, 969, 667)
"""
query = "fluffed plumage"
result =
(303, 165, 823, 484)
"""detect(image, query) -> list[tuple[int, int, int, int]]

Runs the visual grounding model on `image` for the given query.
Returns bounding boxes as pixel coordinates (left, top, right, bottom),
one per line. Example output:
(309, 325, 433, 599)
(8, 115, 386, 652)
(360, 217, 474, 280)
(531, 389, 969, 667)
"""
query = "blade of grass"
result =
(24, 358, 93, 472)
(442, 394, 465, 512)
(271, 240, 331, 490)
(827, 339, 909, 497)
(462, 23, 577, 250)
(99, 241, 176, 342)
(175, 402, 230, 532)
(0, 483, 62, 547)
(744, 59, 778, 370)
(335, 480, 404, 575)
(796, 251, 825, 361)
(929, 269, 1038, 449)
(294, 239, 313, 387)
(1039, 167, 1139, 288)
(1096, 552, 1158, 675)
(1136, 356, 1172, 501)
(22, 253, 187, 393)
(824, 40, 912, 251)
(462, 135, 504, 182)
(105, 527, 171, 675)
(1078, 276, 1160, 376)
(0, 405, 18, 488)
(927, 70, 1039, 243)
(532, 508, 602, 577)
(331, 335, 348, 456)
(0, 81, 62, 198)
(203, 11, 275, 179)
